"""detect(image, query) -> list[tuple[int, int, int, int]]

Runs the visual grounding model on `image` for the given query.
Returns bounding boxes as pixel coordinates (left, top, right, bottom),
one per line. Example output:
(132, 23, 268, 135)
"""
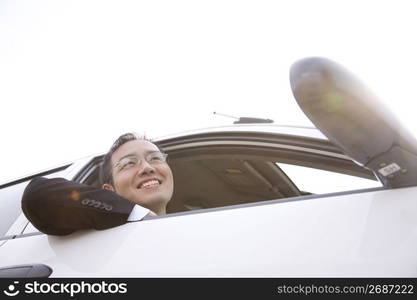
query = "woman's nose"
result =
(137, 160, 155, 176)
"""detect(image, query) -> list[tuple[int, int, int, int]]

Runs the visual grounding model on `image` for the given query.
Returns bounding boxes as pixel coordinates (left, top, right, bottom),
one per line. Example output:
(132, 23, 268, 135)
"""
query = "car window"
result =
(276, 163, 381, 194)
(77, 140, 379, 216)
(0, 166, 71, 238)
(165, 144, 380, 213)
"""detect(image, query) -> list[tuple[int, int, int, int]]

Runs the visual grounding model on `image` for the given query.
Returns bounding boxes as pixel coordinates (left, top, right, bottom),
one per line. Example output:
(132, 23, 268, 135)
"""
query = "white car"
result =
(1, 58, 416, 277)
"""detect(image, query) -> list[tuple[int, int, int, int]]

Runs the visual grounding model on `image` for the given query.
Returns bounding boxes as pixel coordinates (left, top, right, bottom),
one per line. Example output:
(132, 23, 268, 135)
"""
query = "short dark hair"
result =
(99, 132, 157, 185)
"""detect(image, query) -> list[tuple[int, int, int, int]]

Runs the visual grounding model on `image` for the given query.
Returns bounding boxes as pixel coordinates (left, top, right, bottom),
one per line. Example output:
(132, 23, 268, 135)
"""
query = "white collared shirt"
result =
(127, 205, 150, 221)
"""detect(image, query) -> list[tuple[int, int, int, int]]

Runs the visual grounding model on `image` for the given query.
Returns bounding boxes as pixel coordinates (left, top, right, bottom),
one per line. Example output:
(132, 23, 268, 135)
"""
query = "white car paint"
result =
(1, 186, 416, 277)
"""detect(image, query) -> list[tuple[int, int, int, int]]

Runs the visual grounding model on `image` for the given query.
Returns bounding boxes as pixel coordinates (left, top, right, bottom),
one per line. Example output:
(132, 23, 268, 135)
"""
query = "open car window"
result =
(276, 163, 381, 194)
(75, 138, 380, 216)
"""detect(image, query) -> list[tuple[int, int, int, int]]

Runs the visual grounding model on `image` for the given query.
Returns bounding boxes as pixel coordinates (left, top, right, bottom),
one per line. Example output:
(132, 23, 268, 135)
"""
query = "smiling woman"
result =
(18, 132, 175, 236)
(100, 134, 174, 215)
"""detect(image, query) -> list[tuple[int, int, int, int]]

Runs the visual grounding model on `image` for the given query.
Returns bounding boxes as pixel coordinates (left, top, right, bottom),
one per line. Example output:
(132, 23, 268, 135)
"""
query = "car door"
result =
(2, 127, 416, 277)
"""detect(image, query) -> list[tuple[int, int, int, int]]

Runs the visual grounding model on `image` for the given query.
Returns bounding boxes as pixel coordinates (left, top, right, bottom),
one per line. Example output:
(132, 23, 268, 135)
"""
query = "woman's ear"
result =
(102, 183, 115, 191)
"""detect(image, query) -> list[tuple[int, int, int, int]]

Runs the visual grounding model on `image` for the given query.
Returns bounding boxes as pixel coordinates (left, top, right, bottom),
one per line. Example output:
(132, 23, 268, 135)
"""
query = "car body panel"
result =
(1, 186, 416, 277)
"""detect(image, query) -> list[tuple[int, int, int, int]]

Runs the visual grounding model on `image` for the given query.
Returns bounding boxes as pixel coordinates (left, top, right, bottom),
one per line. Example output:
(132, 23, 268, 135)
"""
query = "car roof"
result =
(154, 124, 327, 142)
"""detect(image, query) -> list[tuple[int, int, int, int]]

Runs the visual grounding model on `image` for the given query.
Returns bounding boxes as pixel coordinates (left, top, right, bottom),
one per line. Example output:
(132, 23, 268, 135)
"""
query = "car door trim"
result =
(164, 140, 350, 160)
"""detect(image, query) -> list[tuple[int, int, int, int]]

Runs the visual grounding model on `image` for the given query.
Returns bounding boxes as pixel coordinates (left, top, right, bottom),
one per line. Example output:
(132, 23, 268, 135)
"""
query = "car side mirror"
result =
(290, 57, 417, 188)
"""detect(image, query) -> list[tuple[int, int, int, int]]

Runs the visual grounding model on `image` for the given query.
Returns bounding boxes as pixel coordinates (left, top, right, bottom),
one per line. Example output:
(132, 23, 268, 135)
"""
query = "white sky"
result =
(1, 0, 417, 184)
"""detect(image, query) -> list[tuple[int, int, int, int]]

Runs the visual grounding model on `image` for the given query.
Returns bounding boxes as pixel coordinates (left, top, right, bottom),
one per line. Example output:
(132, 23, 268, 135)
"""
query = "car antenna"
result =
(213, 112, 274, 124)
(213, 112, 239, 120)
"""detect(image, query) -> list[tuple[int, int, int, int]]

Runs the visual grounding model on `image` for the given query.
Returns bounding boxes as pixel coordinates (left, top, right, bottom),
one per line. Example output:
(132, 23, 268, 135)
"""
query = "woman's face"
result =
(106, 140, 174, 214)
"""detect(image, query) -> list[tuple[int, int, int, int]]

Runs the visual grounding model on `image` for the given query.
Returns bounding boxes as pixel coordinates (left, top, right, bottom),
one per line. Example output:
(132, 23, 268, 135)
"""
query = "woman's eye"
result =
(150, 156, 164, 163)
(120, 160, 136, 170)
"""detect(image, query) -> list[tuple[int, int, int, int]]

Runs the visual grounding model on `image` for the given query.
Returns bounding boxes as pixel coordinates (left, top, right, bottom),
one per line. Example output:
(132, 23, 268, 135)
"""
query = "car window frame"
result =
(74, 132, 381, 215)
(6, 129, 385, 239)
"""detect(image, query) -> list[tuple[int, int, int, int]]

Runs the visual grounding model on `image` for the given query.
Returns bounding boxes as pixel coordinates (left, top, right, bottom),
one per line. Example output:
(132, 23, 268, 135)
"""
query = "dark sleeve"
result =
(21, 177, 135, 236)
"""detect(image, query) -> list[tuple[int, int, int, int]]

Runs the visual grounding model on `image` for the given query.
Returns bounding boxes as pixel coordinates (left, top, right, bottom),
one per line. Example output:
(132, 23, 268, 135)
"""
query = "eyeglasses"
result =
(113, 152, 168, 172)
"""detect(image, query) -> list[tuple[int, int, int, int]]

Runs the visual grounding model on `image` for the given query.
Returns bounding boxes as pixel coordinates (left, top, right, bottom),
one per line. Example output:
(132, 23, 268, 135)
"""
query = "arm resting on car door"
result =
(21, 177, 136, 236)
